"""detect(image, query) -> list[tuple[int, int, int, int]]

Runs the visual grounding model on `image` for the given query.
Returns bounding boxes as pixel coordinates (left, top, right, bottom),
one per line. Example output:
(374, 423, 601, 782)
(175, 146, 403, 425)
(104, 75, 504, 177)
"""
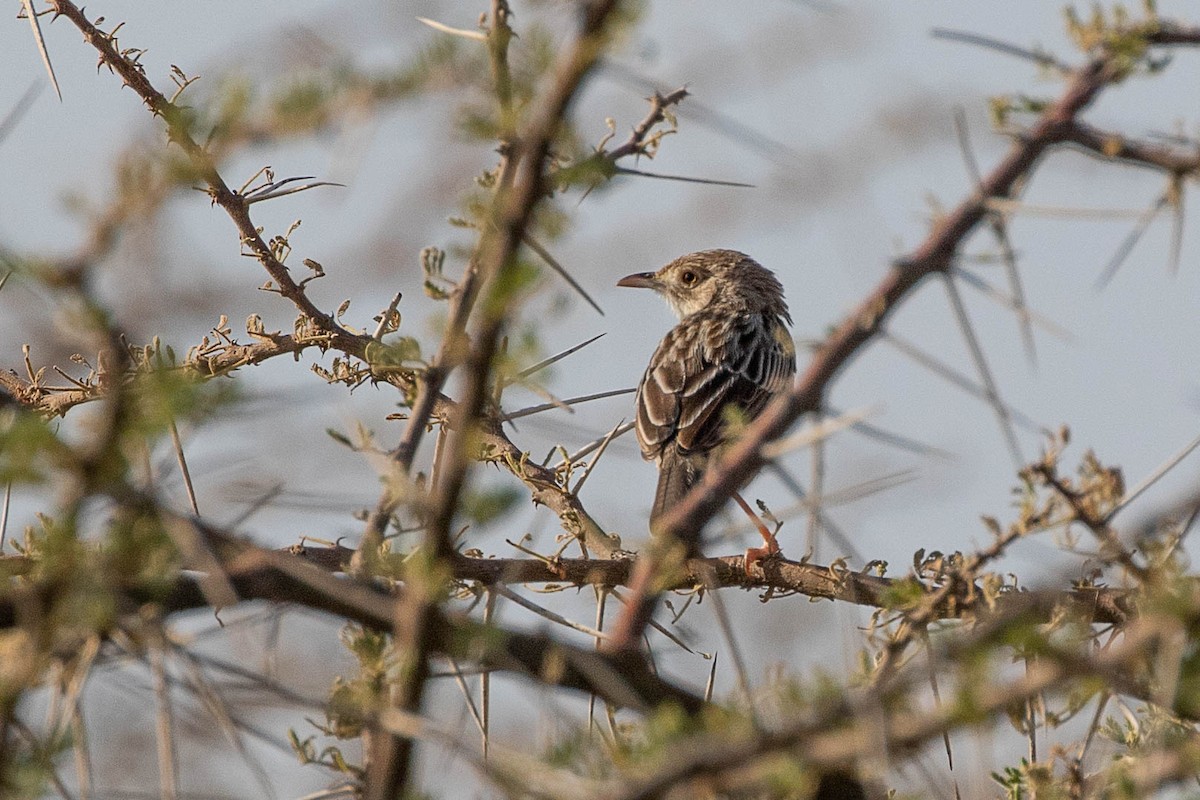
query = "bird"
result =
(617, 249, 797, 570)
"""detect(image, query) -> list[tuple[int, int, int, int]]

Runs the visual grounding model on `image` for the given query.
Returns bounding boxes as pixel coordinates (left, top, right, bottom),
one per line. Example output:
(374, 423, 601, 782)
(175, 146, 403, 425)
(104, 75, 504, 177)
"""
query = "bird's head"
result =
(617, 249, 790, 323)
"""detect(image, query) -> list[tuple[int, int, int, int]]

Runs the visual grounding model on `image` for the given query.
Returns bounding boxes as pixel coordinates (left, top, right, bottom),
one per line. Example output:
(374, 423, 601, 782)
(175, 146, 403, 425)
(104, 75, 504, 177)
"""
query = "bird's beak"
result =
(616, 272, 658, 290)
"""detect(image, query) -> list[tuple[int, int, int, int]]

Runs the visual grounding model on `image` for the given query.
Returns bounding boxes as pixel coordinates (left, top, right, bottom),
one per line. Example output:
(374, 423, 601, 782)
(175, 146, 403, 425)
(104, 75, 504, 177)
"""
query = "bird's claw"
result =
(743, 538, 781, 576)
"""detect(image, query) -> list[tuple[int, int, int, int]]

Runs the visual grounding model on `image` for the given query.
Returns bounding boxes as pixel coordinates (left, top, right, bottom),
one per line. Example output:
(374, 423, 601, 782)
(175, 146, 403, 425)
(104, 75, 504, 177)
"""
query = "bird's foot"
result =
(743, 538, 781, 576)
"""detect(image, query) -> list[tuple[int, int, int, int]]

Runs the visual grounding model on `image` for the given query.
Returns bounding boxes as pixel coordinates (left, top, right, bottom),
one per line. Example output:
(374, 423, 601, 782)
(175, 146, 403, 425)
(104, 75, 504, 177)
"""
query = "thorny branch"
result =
(278, 543, 1134, 627)
(0, 520, 704, 715)
(46, 1, 361, 347)
(7, 5, 1200, 798)
(363, 2, 630, 797)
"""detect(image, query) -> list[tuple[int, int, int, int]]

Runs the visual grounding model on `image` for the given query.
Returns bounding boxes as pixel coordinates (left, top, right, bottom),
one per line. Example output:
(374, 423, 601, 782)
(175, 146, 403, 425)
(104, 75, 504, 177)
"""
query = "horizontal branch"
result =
(0, 528, 702, 715)
(0, 333, 311, 417)
(284, 544, 1132, 626)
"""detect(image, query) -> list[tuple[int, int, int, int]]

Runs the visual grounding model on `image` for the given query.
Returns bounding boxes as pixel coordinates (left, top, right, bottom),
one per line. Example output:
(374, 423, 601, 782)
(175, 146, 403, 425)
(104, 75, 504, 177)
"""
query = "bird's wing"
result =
(635, 313, 796, 460)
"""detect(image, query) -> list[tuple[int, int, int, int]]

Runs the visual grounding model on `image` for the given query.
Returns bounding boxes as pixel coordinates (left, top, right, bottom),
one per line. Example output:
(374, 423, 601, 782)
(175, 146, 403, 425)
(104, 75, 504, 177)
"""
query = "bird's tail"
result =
(650, 450, 701, 540)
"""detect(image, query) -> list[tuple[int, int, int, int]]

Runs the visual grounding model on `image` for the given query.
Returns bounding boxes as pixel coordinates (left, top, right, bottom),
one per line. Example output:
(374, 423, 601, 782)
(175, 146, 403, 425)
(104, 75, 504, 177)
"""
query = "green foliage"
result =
(0, 410, 68, 484)
(366, 337, 425, 373)
(460, 485, 522, 525)
(325, 625, 393, 741)
(1064, 1, 1171, 77)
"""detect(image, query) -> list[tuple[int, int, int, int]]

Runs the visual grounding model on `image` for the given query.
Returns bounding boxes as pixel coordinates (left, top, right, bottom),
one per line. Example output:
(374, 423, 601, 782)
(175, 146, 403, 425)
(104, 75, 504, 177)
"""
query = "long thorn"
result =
(942, 274, 1023, 470)
(954, 107, 1037, 365)
(0, 80, 41, 147)
(590, 587, 609, 736)
(504, 333, 606, 387)
(482, 591, 495, 760)
(881, 331, 1045, 434)
(826, 409, 956, 459)
(808, 430, 824, 558)
(704, 652, 719, 704)
(502, 388, 634, 422)
(613, 166, 754, 187)
(931, 27, 1070, 72)
(1168, 177, 1185, 277)
(572, 419, 625, 496)
(560, 421, 636, 466)
(953, 267, 1073, 342)
(416, 15, 488, 41)
(1107, 430, 1200, 522)
(20, 0, 61, 101)
(701, 566, 756, 713)
(492, 585, 607, 639)
(446, 657, 486, 738)
(0, 481, 11, 552)
(522, 234, 604, 315)
(169, 420, 200, 515)
(1094, 191, 1168, 291)
(760, 405, 876, 459)
(762, 464, 864, 563)
(150, 643, 179, 800)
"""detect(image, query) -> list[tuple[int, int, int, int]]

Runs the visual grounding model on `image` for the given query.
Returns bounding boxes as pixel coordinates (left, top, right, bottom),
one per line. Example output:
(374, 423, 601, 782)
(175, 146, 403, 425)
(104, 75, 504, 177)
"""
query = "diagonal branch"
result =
(47, 2, 363, 350)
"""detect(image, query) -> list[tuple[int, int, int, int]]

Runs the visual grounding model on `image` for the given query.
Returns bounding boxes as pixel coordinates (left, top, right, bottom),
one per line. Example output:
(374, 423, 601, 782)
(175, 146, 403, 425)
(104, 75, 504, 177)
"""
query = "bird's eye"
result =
(680, 270, 698, 286)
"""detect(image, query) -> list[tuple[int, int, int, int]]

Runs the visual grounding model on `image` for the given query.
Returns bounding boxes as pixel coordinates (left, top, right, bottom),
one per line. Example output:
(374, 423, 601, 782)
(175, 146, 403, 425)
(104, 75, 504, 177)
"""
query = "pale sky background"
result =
(3, 1, 1200, 797)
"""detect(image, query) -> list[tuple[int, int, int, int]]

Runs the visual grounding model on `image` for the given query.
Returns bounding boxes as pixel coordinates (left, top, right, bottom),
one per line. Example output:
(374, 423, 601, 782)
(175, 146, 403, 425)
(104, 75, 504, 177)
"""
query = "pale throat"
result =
(663, 287, 721, 320)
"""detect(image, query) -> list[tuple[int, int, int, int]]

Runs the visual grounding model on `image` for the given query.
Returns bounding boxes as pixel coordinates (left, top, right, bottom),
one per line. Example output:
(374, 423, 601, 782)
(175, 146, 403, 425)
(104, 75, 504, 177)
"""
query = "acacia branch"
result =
(270, 544, 1129, 626)
(1, 333, 314, 417)
(48, 1, 366, 351)
(0, 522, 702, 715)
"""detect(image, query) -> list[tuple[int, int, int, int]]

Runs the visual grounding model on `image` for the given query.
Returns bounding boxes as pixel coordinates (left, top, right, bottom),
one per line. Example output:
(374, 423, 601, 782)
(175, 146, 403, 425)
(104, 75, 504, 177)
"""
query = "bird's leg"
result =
(732, 491, 780, 575)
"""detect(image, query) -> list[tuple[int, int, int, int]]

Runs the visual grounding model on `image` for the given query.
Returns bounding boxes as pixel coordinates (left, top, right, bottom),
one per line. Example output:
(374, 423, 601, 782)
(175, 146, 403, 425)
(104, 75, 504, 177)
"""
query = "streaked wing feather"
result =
(635, 313, 795, 461)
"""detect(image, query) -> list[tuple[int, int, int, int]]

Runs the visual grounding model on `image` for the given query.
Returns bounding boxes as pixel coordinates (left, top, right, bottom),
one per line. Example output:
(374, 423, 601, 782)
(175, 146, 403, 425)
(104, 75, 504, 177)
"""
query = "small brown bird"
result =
(618, 249, 796, 568)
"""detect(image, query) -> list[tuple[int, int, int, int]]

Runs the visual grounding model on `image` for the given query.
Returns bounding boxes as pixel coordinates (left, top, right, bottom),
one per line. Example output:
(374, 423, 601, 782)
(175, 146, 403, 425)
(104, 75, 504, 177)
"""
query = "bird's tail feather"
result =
(650, 450, 701, 540)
